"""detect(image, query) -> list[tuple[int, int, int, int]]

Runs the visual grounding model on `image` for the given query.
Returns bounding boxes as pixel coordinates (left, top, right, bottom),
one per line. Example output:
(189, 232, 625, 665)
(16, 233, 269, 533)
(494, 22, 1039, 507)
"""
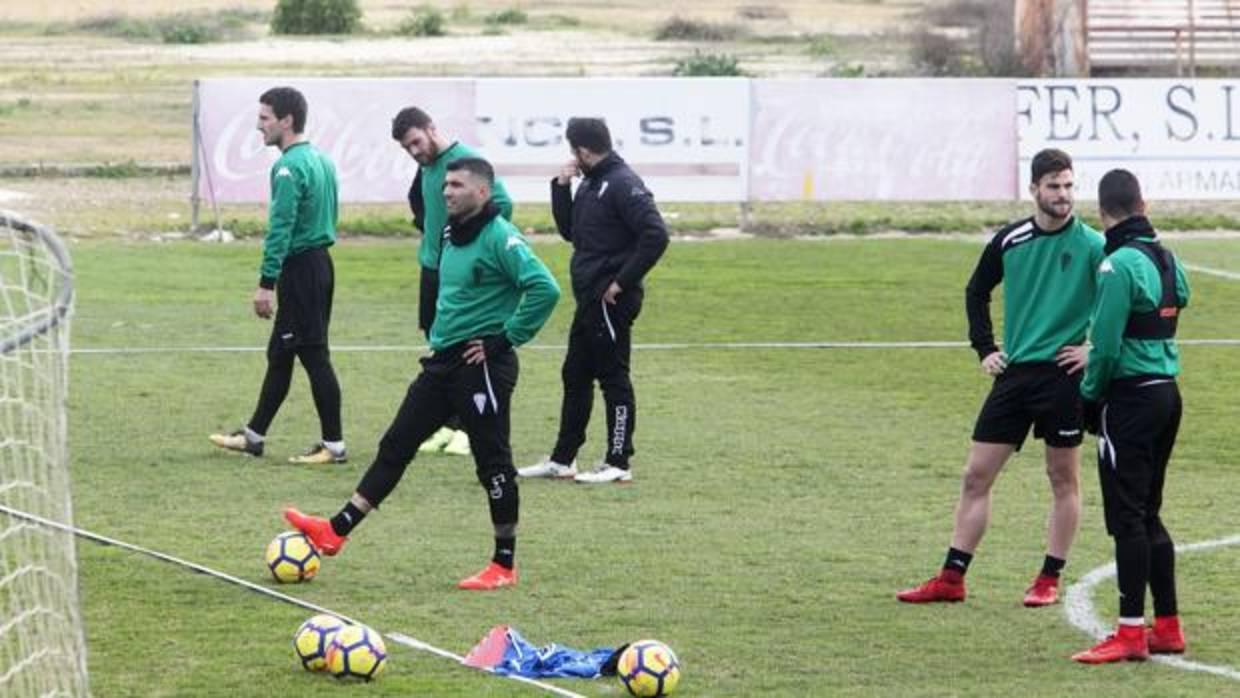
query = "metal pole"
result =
(190, 80, 201, 232)
(1188, 0, 1197, 77)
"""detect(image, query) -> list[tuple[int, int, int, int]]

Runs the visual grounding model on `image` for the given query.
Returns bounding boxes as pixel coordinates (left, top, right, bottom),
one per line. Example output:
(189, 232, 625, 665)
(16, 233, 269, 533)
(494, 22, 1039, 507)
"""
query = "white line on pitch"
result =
(63, 338, 1240, 355)
(1064, 534, 1240, 682)
(1183, 263, 1240, 281)
(0, 503, 584, 698)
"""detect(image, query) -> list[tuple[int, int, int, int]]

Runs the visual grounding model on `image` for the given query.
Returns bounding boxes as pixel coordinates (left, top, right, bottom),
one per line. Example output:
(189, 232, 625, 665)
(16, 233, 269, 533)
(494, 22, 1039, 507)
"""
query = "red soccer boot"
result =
(1072, 624, 1149, 664)
(1147, 615, 1186, 654)
(283, 507, 347, 556)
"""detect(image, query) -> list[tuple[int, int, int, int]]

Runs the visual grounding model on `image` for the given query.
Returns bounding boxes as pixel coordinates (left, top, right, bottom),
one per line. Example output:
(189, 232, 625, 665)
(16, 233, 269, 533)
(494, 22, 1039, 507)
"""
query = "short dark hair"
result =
(446, 157, 494, 185)
(391, 106, 433, 141)
(259, 87, 307, 134)
(1030, 148, 1073, 184)
(565, 117, 612, 154)
(1098, 168, 1144, 219)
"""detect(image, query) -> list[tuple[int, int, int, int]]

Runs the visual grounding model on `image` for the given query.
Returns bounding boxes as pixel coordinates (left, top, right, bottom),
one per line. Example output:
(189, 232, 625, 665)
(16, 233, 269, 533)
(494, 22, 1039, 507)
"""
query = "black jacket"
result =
(550, 152, 669, 302)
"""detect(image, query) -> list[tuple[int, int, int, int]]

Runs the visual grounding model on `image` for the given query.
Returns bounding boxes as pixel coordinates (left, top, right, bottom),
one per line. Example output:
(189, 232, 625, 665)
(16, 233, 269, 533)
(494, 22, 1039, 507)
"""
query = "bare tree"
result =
(1015, 0, 1087, 76)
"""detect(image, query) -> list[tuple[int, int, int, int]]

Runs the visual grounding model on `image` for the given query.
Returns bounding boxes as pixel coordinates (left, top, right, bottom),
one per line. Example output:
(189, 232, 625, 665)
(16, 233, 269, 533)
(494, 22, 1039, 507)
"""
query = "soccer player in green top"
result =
(210, 86, 346, 466)
(1072, 169, 1189, 664)
(898, 149, 1105, 606)
(285, 157, 560, 590)
(391, 106, 514, 458)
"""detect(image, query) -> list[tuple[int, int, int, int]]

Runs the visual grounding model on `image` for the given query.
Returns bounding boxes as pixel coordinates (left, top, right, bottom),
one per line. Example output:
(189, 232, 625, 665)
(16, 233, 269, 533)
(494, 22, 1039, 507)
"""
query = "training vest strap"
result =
(1123, 240, 1179, 340)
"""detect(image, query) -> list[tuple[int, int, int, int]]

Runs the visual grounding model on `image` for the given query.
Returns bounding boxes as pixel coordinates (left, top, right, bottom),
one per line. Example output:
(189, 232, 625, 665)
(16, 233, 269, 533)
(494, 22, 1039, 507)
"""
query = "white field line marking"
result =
(64, 338, 1240, 355)
(1064, 534, 1240, 681)
(0, 503, 585, 698)
(953, 234, 1240, 281)
(1184, 263, 1240, 281)
(64, 243, 1240, 356)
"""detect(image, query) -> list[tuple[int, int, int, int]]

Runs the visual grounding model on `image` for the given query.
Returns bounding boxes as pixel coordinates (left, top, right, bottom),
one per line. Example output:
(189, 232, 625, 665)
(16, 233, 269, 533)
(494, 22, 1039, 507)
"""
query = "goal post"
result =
(0, 210, 89, 696)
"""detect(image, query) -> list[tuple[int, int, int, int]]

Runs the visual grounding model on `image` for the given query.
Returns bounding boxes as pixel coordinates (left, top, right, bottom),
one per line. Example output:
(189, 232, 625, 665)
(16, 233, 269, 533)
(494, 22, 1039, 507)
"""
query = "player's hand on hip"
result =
(603, 280, 622, 305)
(463, 339, 487, 365)
(1055, 344, 1089, 375)
(253, 287, 275, 319)
(980, 351, 1008, 376)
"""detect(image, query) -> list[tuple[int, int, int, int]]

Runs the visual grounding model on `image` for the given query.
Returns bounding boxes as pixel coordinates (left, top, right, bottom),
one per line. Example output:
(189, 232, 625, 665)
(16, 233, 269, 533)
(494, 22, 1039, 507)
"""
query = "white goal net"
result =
(0, 210, 88, 696)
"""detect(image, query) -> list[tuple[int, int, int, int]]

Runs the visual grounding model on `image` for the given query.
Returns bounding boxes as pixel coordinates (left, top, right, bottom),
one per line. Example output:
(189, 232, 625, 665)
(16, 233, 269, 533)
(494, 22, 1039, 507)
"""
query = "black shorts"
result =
(273, 246, 334, 348)
(972, 362, 1083, 449)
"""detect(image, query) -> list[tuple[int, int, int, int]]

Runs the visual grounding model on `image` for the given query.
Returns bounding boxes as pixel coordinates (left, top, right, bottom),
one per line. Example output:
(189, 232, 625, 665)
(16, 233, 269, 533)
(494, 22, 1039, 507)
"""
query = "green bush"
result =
(828, 62, 865, 78)
(672, 51, 747, 76)
(74, 14, 160, 40)
(543, 14, 580, 28)
(271, 0, 361, 35)
(84, 161, 145, 179)
(396, 6, 445, 37)
(484, 7, 527, 25)
(159, 16, 214, 44)
(807, 35, 835, 57)
(655, 16, 744, 42)
(68, 9, 263, 43)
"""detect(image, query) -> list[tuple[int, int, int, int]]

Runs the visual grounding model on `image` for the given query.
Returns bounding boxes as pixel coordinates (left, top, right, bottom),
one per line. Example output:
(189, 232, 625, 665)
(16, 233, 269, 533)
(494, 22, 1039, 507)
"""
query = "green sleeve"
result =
(492, 177, 515, 222)
(493, 233, 560, 346)
(1174, 257, 1191, 308)
(261, 163, 300, 285)
(1081, 258, 1134, 401)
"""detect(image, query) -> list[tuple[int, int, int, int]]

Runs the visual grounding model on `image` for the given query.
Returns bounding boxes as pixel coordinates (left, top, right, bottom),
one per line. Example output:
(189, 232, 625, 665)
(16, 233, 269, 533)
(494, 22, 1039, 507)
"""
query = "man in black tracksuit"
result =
(519, 118, 669, 484)
(285, 157, 560, 590)
(1072, 169, 1191, 664)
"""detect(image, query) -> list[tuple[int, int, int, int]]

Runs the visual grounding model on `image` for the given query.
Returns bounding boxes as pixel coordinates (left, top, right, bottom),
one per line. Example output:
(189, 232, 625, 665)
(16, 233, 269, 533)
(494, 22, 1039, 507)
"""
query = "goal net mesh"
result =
(0, 210, 88, 696)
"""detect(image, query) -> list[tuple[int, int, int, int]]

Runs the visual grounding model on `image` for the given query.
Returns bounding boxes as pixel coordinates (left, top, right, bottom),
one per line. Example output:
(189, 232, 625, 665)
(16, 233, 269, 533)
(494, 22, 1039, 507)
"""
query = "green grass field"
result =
(60, 235, 1240, 696)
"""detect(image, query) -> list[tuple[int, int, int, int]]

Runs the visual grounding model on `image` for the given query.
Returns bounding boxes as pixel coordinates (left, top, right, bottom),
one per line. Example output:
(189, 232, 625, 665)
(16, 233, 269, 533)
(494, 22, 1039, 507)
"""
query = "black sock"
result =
(1149, 538, 1178, 617)
(1040, 555, 1066, 578)
(493, 537, 516, 570)
(330, 502, 366, 537)
(1115, 535, 1150, 619)
(943, 547, 973, 576)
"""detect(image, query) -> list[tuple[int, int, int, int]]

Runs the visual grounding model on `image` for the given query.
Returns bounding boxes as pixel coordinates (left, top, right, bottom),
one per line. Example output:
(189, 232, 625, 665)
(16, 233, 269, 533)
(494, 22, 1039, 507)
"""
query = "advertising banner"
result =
(473, 78, 750, 202)
(749, 79, 1018, 201)
(194, 78, 474, 203)
(196, 78, 1240, 206)
(195, 77, 749, 205)
(1018, 80, 1240, 199)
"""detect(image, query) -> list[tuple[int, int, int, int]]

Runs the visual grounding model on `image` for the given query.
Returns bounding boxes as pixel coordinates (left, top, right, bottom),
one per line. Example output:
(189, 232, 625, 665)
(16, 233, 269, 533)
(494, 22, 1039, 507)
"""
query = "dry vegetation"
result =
(0, 1, 933, 167)
(2, 1, 924, 34)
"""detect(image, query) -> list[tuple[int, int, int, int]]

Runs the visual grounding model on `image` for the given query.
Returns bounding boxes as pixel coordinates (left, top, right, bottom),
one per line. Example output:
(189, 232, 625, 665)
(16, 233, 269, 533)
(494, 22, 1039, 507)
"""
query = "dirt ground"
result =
(0, 1, 930, 167)
(2, 1, 928, 35)
(0, 0, 934, 233)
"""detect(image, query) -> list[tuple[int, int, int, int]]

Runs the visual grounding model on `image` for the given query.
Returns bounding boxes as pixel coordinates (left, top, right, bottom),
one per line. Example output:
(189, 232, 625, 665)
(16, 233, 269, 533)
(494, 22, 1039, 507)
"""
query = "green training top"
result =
(966, 216, 1105, 364)
(260, 141, 338, 288)
(418, 142, 514, 270)
(1081, 237, 1190, 401)
(430, 213, 560, 352)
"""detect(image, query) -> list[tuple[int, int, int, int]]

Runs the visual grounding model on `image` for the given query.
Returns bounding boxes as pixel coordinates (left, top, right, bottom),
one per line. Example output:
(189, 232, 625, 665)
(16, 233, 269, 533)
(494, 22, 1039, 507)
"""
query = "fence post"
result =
(1188, 0, 1198, 77)
(1016, 0, 1088, 76)
(190, 80, 200, 232)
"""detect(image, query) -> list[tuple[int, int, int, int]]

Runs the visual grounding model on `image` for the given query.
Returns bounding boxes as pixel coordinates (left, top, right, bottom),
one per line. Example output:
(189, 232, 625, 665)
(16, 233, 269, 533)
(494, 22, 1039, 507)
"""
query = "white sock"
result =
(322, 440, 345, 456)
(1119, 617, 1145, 627)
(244, 426, 264, 443)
